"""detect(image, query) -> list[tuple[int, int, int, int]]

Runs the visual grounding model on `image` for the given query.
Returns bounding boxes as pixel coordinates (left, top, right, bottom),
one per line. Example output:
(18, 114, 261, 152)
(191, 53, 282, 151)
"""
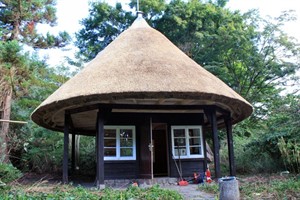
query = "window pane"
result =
(120, 139, 133, 147)
(189, 138, 200, 145)
(174, 138, 186, 146)
(174, 148, 187, 156)
(174, 129, 185, 137)
(104, 148, 116, 156)
(190, 146, 201, 155)
(120, 129, 133, 139)
(105, 129, 116, 138)
(104, 139, 116, 147)
(120, 148, 133, 157)
(189, 129, 200, 137)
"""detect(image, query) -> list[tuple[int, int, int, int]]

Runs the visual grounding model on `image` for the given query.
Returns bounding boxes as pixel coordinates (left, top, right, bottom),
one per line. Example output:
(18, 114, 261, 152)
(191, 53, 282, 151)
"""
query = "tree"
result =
(156, 1, 300, 116)
(9, 62, 70, 172)
(75, 0, 299, 119)
(75, 2, 135, 62)
(0, 0, 70, 162)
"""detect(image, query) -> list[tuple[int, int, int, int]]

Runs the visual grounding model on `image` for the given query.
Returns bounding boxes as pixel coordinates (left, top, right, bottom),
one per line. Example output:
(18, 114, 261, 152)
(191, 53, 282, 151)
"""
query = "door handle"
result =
(148, 143, 154, 151)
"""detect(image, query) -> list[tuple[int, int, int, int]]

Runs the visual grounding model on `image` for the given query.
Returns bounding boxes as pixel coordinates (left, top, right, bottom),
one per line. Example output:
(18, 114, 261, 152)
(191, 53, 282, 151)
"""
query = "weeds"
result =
(239, 175, 300, 200)
(198, 182, 219, 194)
(198, 174, 300, 200)
(0, 183, 183, 200)
(0, 163, 22, 184)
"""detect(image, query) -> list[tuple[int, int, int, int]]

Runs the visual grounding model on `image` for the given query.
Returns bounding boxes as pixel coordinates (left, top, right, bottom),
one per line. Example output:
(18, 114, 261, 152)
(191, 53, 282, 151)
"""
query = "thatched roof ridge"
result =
(31, 16, 252, 131)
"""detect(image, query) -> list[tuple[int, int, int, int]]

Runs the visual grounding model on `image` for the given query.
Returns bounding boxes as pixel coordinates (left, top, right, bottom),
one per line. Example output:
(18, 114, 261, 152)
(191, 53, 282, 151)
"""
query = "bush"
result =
(233, 136, 280, 174)
(0, 163, 22, 183)
(278, 137, 300, 173)
(22, 127, 64, 173)
(77, 135, 96, 175)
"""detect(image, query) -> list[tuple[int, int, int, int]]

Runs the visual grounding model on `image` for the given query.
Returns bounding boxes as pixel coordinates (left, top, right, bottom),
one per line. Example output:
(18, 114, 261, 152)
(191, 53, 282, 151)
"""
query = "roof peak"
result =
(130, 12, 150, 29)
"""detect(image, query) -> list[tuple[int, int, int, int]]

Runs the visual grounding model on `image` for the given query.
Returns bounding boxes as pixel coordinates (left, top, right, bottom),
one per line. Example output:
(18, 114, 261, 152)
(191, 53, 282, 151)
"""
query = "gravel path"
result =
(162, 184, 216, 200)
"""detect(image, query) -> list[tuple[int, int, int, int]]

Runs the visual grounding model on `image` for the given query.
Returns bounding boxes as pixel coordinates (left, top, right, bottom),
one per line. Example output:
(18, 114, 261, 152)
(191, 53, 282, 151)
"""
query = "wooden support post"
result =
(63, 112, 70, 184)
(96, 109, 105, 189)
(205, 108, 221, 179)
(71, 132, 76, 173)
(225, 116, 236, 176)
(202, 129, 208, 173)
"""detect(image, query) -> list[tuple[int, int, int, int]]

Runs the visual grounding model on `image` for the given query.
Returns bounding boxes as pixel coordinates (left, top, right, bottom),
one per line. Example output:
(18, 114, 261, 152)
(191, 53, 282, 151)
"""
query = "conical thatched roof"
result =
(31, 16, 252, 132)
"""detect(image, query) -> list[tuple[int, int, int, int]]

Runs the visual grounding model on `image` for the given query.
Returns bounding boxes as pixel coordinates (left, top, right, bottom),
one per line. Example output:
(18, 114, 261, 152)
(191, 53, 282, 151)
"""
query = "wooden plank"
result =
(63, 113, 70, 184)
(0, 119, 27, 124)
(104, 161, 137, 179)
(169, 159, 205, 177)
(225, 116, 236, 176)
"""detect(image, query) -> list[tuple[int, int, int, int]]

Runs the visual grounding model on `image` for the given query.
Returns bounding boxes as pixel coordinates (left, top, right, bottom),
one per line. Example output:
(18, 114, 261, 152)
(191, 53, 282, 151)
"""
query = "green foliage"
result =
(278, 137, 300, 174)
(100, 185, 182, 200)
(0, 163, 22, 183)
(240, 176, 300, 200)
(77, 136, 96, 175)
(220, 135, 278, 174)
(2, 50, 72, 173)
(198, 182, 219, 194)
(0, 0, 70, 165)
(0, 0, 70, 47)
(21, 127, 63, 173)
(129, 0, 166, 19)
(75, 1, 135, 61)
(0, 184, 183, 200)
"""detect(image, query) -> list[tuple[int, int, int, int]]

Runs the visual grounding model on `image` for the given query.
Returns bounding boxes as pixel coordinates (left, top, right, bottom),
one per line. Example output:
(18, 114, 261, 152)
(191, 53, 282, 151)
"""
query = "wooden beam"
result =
(63, 112, 70, 184)
(225, 116, 236, 176)
(204, 108, 221, 179)
(95, 109, 107, 189)
(0, 119, 27, 124)
(66, 103, 221, 115)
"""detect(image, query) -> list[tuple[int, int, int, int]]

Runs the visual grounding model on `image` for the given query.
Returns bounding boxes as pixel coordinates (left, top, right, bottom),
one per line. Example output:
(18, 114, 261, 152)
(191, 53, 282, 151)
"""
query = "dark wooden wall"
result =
(101, 112, 205, 179)
(104, 161, 137, 179)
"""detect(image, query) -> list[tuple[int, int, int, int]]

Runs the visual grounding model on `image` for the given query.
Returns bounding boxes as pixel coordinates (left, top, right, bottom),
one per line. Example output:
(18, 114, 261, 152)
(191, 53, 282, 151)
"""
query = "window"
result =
(104, 126, 136, 160)
(171, 126, 204, 159)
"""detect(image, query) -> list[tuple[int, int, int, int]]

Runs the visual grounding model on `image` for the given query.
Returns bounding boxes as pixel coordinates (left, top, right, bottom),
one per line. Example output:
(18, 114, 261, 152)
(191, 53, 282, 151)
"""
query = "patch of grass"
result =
(198, 182, 219, 194)
(0, 183, 183, 200)
(240, 175, 300, 200)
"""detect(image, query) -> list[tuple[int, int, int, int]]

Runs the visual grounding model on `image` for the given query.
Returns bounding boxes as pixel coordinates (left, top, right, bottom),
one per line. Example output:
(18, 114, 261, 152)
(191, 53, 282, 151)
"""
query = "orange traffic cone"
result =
(205, 166, 212, 183)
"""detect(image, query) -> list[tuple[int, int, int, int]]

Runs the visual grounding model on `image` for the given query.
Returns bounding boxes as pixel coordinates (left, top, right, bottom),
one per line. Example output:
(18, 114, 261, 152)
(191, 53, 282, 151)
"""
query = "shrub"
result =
(234, 136, 280, 174)
(278, 137, 300, 173)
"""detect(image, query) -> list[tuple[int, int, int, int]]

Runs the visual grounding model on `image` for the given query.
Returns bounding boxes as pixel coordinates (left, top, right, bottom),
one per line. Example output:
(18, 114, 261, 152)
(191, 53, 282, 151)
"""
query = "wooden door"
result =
(153, 129, 168, 177)
(139, 116, 153, 179)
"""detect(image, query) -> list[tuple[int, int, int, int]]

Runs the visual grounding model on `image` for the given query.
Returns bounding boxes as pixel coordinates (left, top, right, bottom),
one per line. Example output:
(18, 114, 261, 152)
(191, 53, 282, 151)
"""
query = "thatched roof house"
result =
(32, 14, 252, 187)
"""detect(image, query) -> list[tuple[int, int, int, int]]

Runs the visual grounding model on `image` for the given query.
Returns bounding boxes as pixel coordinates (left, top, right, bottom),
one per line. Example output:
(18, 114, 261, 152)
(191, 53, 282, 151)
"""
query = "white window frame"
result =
(104, 126, 136, 161)
(171, 126, 204, 159)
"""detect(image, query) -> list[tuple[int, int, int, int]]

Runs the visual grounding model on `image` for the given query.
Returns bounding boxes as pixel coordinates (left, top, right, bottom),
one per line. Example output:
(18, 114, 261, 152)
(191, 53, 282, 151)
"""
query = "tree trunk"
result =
(0, 87, 12, 163)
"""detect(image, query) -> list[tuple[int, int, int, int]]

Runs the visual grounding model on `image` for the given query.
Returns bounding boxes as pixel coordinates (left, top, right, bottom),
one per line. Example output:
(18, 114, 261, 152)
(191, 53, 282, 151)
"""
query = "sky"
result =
(39, 0, 300, 68)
